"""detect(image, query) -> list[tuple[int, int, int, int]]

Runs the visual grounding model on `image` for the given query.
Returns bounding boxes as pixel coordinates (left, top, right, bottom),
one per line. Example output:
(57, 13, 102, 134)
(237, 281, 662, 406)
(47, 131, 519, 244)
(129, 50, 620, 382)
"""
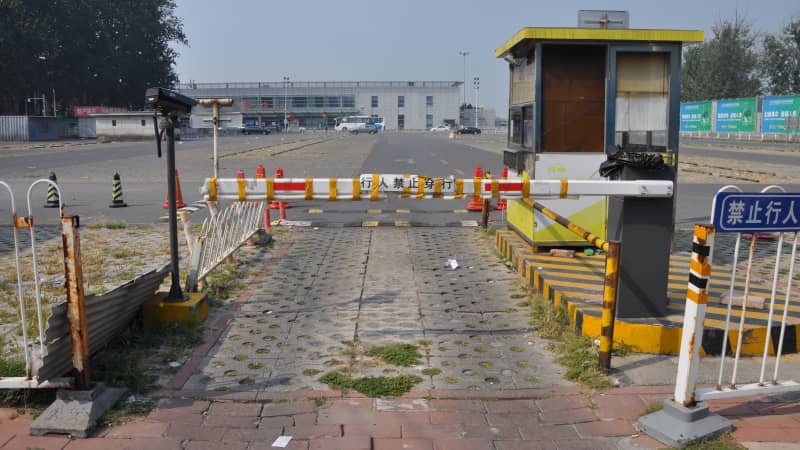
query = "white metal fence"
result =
(0, 179, 72, 388)
(674, 185, 800, 406)
(186, 201, 264, 292)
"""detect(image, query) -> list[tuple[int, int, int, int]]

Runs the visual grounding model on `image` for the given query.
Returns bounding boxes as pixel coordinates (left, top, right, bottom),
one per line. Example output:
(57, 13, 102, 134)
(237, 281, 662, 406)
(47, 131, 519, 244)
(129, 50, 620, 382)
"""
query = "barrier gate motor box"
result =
(495, 12, 703, 318)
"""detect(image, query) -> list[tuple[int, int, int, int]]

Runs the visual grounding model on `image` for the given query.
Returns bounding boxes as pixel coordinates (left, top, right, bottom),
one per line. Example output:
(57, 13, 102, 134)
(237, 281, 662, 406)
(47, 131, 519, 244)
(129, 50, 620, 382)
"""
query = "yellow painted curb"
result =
(495, 229, 800, 356)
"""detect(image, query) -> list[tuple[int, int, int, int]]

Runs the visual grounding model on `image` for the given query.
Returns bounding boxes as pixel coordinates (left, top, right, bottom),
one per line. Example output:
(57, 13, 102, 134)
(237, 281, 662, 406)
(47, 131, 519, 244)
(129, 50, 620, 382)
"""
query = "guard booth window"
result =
(541, 44, 606, 152)
(522, 106, 533, 149)
(509, 108, 522, 145)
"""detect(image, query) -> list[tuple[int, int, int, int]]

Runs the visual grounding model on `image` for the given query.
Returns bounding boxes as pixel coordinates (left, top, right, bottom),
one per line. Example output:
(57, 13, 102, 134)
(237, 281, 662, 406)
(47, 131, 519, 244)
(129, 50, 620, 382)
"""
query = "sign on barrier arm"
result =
(201, 177, 674, 202)
(713, 192, 800, 233)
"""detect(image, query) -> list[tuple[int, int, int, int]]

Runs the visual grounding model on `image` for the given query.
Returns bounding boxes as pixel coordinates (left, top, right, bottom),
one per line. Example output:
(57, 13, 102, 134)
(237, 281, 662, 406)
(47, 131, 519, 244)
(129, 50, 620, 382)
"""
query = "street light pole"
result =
(283, 76, 290, 133)
(458, 50, 469, 110)
(473, 77, 480, 128)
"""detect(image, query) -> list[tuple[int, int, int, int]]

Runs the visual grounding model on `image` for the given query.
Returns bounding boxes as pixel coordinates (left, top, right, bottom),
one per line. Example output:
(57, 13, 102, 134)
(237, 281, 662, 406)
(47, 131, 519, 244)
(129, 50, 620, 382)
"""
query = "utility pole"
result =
(283, 76, 290, 133)
(473, 77, 480, 128)
(458, 50, 469, 109)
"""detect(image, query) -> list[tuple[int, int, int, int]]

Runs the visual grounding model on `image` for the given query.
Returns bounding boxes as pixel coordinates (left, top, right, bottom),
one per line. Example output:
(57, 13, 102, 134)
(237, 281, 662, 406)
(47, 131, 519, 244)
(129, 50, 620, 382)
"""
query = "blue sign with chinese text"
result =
(713, 192, 800, 233)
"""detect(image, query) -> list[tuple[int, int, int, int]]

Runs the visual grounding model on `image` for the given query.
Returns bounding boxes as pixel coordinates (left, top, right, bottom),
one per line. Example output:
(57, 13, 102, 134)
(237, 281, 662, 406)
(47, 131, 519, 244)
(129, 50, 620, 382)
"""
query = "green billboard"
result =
(763, 95, 800, 134)
(715, 98, 756, 133)
(680, 101, 712, 132)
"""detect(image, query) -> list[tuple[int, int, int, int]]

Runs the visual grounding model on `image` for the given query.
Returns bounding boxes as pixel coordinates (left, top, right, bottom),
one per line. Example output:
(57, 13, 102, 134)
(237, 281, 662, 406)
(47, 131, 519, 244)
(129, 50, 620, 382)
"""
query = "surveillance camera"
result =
(145, 87, 197, 115)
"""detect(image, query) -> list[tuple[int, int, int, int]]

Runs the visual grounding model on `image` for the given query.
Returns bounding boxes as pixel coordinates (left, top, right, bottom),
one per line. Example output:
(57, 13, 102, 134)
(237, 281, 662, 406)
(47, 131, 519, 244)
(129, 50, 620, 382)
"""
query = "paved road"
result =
(1, 133, 797, 227)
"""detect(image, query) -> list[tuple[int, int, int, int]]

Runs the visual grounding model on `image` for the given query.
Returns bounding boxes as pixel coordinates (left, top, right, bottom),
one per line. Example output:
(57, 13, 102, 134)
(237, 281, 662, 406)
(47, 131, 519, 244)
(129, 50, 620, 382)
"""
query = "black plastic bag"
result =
(599, 151, 666, 178)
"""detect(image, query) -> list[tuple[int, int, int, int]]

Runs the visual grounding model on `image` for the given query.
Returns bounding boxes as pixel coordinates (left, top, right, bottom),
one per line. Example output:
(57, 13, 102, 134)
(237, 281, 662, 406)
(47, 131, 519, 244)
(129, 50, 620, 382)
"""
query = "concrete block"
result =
(549, 249, 576, 258)
(720, 293, 765, 310)
(143, 291, 208, 328)
(636, 398, 731, 448)
(29, 383, 127, 438)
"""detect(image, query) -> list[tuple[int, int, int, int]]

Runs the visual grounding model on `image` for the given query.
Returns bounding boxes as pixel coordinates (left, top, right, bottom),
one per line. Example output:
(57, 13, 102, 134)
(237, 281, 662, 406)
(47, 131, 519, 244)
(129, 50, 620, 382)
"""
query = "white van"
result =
(335, 116, 378, 134)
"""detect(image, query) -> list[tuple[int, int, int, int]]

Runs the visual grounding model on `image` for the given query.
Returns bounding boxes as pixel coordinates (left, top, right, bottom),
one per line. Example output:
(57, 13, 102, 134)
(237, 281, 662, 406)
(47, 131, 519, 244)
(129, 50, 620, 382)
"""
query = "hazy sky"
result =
(173, 0, 799, 117)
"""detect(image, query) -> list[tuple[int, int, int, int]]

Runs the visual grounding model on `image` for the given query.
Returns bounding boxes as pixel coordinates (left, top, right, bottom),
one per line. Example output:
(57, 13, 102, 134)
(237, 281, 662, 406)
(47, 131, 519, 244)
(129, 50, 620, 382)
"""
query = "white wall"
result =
(355, 86, 460, 130)
(95, 115, 153, 139)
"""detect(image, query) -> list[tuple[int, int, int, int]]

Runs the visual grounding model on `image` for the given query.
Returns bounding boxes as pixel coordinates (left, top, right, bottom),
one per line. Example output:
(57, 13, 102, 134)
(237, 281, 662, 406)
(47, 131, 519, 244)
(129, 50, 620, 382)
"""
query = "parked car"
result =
(242, 125, 270, 135)
(430, 125, 451, 132)
(457, 126, 481, 135)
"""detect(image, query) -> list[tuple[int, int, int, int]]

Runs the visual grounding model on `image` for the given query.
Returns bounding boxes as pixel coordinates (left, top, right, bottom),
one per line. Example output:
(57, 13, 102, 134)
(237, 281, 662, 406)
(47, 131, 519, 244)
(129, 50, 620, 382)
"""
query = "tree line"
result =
(0, 0, 186, 115)
(682, 16, 800, 101)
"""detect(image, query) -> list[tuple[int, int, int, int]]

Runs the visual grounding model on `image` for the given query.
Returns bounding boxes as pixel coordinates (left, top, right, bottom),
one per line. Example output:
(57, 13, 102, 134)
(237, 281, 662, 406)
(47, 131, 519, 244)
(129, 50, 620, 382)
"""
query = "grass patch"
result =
(366, 343, 421, 367)
(0, 358, 26, 377)
(98, 397, 155, 427)
(319, 371, 422, 397)
(302, 369, 322, 376)
(679, 433, 744, 450)
(104, 221, 128, 230)
(204, 262, 245, 307)
(642, 401, 664, 416)
(93, 319, 204, 394)
(529, 296, 612, 390)
(421, 368, 441, 377)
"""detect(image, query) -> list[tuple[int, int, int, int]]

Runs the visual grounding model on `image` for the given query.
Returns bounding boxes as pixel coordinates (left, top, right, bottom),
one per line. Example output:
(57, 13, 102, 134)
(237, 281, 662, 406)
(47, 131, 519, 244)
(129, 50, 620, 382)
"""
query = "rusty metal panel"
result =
(541, 45, 606, 153)
(0, 116, 29, 142)
(37, 264, 169, 382)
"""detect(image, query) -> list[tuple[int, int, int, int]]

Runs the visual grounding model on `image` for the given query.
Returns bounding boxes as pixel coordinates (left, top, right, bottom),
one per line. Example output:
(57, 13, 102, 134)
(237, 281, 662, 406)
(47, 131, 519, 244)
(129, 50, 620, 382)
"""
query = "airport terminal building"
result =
(177, 81, 462, 130)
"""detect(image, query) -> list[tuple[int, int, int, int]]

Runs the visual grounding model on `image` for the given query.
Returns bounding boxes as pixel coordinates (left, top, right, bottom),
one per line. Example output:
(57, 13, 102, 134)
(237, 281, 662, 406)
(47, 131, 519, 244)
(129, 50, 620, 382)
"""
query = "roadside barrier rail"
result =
(186, 201, 264, 292)
(0, 179, 75, 389)
(201, 176, 673, 202)
(517, 197, 621, 373)
(674, 185, 800, 406)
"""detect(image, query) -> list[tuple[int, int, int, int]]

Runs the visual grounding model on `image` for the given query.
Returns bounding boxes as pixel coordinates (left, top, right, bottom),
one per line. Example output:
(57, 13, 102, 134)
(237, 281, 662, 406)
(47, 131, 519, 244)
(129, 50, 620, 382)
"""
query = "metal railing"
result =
(674, 185, 800, 406)
(186, 201, 264, 292)
(0, 179, 74, 389)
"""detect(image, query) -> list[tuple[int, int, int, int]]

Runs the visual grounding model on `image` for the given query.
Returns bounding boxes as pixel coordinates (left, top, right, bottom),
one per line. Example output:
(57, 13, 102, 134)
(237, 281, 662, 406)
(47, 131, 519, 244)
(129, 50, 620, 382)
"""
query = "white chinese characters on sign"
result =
(725, 199, 799, 227)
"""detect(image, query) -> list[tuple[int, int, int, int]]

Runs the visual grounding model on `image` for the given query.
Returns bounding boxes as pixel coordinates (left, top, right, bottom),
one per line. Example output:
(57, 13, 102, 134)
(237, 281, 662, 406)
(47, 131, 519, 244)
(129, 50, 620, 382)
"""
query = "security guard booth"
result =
(496, 12, 703, 318)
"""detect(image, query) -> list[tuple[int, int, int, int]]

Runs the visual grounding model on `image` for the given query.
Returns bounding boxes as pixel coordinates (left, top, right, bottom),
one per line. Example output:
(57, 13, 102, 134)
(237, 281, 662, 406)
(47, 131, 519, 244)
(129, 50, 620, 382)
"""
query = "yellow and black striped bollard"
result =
(44, 172, 60, 208)
(109, 172, 128, 208)
(598, 240, 621, 374)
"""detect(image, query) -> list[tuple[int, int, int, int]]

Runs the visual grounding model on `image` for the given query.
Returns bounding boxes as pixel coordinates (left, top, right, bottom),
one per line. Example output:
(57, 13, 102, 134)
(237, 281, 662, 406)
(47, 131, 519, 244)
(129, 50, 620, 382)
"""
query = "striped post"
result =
(109, 172, 127, 208)
(674, 224, 715, 407)
(255, 164, 270, 231)
(598, 240, 621, 374)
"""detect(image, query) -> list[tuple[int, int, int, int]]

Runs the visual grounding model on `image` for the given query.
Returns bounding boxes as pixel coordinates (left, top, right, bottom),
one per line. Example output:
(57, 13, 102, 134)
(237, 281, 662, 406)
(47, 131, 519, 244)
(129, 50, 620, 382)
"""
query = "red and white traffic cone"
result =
(465, 166, 484, 211)
(496, 167, 508, 211)
(163, 169, 186, 209)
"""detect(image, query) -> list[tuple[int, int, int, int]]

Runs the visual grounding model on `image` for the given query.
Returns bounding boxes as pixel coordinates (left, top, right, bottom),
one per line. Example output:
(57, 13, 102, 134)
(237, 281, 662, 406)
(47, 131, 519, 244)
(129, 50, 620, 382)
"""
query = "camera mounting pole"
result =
(161, 111, 183, 301)
(198, 98, 233, 179)
(146, 87, 197, 302)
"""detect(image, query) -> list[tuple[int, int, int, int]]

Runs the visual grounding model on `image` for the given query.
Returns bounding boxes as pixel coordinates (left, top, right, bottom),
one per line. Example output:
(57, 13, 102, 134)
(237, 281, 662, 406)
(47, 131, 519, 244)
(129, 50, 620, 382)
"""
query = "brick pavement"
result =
(2, 387, 800, 449)
(2, 228, 799, 449)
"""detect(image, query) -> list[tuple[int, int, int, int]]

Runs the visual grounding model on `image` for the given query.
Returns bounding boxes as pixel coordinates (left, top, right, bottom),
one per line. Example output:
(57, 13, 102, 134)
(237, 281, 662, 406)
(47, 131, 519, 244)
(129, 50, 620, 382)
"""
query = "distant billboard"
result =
(715, 98, 756, 133)
(680, 101, 712, 132)
(73, 106, 127, 118)
(762, 95, 800, 134)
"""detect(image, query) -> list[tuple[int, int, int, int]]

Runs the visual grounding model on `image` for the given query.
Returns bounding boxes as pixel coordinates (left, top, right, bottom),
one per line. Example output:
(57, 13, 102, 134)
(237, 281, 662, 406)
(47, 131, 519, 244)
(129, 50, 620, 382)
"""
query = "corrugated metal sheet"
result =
(37, 264, 169, 382)
(27, 117, 61, 141)
(78, 118, 96, 138)
(0, 116, 29, 142)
